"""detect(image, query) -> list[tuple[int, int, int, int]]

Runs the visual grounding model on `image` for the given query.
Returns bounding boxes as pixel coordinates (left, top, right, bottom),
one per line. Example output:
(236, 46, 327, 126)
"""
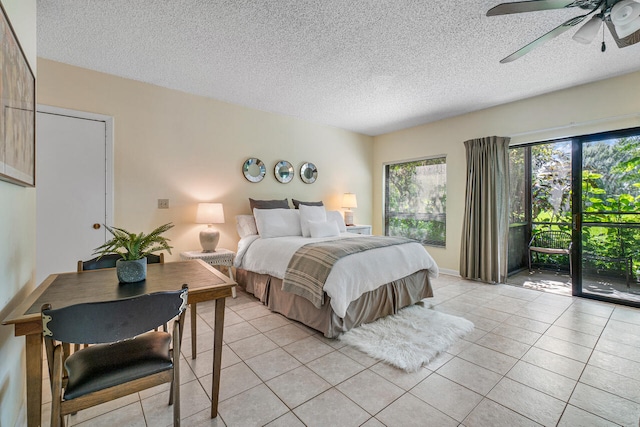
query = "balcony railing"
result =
(509, 219, 640, 285)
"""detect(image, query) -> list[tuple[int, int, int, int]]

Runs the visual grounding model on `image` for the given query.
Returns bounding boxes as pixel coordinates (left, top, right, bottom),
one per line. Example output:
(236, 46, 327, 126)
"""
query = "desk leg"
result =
(26, 333, 43, 427)
(211, 297, 225, 418)
(228, 267, 237, 299)
(191, 303, 197, 359)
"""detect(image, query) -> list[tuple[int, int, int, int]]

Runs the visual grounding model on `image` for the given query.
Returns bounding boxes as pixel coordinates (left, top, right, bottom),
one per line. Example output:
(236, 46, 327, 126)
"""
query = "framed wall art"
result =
(0, 3, 36, 187)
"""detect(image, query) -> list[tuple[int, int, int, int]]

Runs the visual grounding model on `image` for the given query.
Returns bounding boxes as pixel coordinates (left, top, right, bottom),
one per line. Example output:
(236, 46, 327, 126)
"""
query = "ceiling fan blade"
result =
(488, 0, 583, 16)
(500, 15, 588, 62)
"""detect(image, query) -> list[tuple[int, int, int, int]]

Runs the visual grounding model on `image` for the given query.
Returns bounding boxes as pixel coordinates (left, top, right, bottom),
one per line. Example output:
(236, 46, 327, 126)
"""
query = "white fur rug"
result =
(339, 302, 474, 372)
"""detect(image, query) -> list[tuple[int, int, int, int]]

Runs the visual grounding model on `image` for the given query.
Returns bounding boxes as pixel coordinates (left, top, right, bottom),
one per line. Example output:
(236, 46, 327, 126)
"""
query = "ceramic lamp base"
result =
(344, 211, 354, 226)
(200, 225, 220, 252)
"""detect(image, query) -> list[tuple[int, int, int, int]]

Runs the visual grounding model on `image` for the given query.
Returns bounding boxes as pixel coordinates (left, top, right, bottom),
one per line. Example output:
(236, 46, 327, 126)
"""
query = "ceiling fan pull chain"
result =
(602, 24, 607, 52)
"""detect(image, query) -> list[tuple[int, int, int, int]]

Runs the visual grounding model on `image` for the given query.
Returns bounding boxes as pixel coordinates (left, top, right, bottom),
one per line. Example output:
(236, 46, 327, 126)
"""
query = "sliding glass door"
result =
(508, 127, 640, 308)
(508, 141, 573, 291)
(575, 129, 640, 306)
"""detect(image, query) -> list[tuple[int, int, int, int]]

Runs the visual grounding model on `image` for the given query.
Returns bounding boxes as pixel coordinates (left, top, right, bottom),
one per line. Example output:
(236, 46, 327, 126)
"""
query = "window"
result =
(508, 146, 527, 225)
(385, 157, 446, 246)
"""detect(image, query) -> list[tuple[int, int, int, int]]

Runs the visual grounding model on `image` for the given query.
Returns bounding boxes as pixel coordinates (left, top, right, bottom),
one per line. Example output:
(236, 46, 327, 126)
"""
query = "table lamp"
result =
(196, 203, 224, 252)
(342, 193, 357, 226)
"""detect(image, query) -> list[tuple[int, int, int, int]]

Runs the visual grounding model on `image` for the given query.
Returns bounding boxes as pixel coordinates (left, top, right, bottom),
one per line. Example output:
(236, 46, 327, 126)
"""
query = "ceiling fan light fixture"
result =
(611, 0, 640, 38)
(572, 15, 602, 44)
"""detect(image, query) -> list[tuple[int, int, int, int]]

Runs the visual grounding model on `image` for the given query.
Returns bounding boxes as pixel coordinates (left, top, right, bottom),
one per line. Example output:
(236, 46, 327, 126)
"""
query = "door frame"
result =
(36, 104, 115, 228)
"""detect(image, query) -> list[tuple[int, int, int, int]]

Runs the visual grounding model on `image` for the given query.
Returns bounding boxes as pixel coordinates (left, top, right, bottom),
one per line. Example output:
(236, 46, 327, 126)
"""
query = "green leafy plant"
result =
(93, 223, 174, 261)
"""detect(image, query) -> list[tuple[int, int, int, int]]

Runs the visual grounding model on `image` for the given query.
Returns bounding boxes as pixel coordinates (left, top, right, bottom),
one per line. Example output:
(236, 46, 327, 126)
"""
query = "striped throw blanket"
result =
(282, 236, 414, 308)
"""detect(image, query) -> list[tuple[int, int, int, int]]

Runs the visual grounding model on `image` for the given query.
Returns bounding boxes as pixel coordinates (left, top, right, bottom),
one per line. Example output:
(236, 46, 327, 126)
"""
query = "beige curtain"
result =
(460, 136, 510, 283)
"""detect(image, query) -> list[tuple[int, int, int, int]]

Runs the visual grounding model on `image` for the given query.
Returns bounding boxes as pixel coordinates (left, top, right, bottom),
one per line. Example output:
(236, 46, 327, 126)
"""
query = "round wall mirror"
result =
(242, 158, 266, 183)
(300, 162, 318, 184)
(274, 160, 294, 184)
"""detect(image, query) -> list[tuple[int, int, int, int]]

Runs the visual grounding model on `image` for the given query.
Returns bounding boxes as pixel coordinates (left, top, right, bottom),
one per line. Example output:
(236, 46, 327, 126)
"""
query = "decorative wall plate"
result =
(300, 162, 318, 184)
(274, 160, 294, 183)
(242, 158, 266, 183)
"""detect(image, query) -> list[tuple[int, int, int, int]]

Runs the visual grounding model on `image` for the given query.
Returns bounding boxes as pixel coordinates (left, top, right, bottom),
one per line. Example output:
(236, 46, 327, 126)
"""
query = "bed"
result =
(234, 203, 438, 338)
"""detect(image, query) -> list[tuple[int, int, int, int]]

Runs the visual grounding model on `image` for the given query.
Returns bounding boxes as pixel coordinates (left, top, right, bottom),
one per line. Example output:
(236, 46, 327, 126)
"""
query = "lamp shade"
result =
(573, 15, 602, 44)
(342, 193, 358, 209)
(611, 0, 640, 38)
(196, 203, 224, 224)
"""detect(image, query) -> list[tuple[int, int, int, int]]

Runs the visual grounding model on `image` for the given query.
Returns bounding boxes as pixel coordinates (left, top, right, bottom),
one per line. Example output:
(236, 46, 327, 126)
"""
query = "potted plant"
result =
(93, 222, 174, 283)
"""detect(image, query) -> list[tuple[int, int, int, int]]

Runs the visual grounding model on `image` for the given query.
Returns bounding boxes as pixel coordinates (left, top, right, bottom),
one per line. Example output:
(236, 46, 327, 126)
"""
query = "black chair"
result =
(42, 286, 188, 427)
(77, 252, 164, 271)
(74, 253, 167, 351)
(77, 253, 199, 360)
(528, 230, 573, 275)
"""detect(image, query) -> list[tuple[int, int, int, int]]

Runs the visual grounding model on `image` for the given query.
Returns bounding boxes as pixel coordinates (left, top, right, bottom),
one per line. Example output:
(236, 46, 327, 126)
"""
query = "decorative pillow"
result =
(292, 199, 324, 209)
(326, 210, 347, 233)
(299, 204, 327, 237)
(253, 208, 301, 238)
(309, 220, 340, 238)
(236, 215, 258, 238)
(249, 198, 289, 210)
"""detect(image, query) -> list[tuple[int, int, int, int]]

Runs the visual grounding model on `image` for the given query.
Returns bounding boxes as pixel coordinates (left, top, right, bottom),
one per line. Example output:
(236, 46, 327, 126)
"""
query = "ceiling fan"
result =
(487, 0, 640, 62)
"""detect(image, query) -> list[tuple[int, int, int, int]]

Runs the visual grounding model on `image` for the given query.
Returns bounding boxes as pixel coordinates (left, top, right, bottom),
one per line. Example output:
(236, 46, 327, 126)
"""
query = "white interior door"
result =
(36, 108, 113, 284)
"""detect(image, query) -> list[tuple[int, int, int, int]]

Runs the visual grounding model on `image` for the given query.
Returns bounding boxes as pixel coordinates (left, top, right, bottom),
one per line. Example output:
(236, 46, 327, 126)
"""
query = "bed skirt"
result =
(236, 268, 433, 338)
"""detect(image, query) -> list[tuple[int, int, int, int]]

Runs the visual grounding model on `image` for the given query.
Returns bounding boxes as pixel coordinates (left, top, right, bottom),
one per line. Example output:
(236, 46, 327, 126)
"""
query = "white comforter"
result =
(235, 233, 439, 318)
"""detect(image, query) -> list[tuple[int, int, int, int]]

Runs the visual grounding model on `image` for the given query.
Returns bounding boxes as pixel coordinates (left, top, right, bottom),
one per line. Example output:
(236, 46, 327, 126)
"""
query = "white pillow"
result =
(326, 210, 347, 233)
(253, 208, 302, 238)
(299, 204, 327, 237)
(236, 215, 258, 238)
(309, 220, 340, 238)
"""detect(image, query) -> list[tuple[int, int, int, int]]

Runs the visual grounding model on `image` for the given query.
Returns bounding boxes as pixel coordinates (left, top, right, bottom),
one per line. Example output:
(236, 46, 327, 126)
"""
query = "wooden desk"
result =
(2, 260, 235, 427)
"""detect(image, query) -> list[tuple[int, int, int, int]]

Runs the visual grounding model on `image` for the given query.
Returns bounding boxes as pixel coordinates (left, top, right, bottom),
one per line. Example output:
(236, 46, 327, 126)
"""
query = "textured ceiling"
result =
(36, 0, 640, 136)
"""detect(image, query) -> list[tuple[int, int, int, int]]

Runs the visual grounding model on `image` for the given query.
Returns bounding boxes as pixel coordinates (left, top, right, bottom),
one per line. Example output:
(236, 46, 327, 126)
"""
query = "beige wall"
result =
(0, 1, 37, 426)
(37, 59, 374, 259)
(373, 71, 640, 274)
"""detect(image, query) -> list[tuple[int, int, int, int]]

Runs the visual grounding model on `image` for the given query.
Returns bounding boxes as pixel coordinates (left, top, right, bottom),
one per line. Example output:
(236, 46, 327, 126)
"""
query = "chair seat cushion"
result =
(530, 246, 570, 255)
(64, 331, 172, 400)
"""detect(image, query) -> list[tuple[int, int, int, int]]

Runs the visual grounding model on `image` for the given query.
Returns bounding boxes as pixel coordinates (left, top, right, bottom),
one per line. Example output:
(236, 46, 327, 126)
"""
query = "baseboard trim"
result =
(438, 268, 460, 277)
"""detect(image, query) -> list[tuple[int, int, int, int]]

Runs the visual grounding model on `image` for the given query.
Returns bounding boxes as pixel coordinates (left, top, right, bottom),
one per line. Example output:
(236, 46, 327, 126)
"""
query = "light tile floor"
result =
(509, 269, 640, 304)
(40, 274, 640, 426)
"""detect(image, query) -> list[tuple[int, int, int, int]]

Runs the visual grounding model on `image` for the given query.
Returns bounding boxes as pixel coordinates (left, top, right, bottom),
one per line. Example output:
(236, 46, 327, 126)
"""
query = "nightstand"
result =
(180, 249, 236, 297)
(346, 225, 372, 235)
